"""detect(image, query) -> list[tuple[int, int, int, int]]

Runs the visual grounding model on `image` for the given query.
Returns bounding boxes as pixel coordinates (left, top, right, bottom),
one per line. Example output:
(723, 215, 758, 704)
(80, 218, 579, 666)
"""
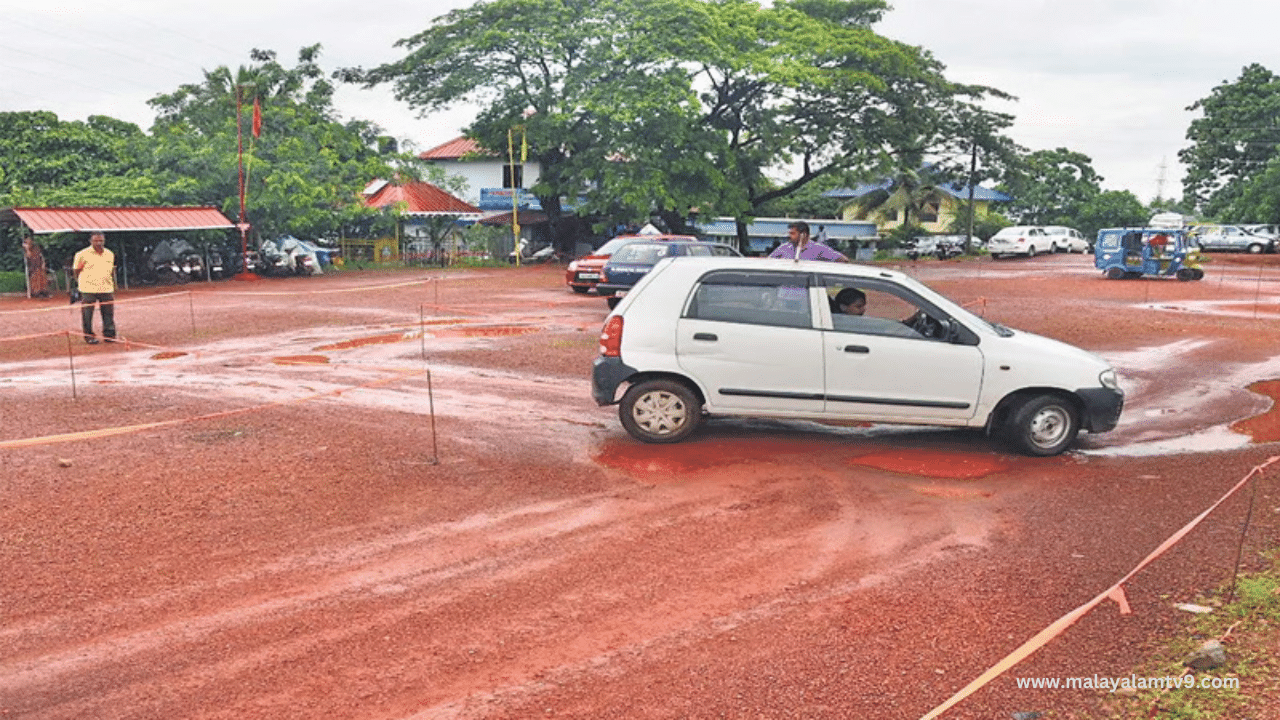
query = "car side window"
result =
(821, 275, 952, 341)
(686, 270, 812, 329)
(685, 244, 712, 256)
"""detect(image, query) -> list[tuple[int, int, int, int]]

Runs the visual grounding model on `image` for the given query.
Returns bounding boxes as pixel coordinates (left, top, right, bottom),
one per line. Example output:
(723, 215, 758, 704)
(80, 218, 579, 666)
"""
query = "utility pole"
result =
(966, 142, 978, 249)
(1155, 158, 1168, 203)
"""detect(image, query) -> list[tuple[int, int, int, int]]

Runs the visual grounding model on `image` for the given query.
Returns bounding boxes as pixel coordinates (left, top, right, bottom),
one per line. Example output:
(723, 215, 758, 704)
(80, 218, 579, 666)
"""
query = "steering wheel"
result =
(904, 310, 943, 339)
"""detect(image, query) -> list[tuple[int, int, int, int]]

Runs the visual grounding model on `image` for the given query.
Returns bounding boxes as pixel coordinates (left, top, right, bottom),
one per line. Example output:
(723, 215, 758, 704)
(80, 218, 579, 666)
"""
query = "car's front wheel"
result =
(1248, 243, 1264, 254)
(1027, 246, 1037, 258)
(619, 379, 702, 443)
(1006, 394, 1079, 456)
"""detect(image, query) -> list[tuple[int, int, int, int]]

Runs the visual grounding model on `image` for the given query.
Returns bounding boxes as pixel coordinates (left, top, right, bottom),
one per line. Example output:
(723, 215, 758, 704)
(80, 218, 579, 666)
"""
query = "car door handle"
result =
(842, 345, 870, 354)
(693, 332, 718, 341)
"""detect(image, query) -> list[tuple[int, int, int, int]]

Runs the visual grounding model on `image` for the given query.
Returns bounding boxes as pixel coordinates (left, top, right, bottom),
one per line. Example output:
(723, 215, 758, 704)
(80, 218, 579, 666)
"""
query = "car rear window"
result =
(611, 243, 670, 263)
(685, 270, 812, 328)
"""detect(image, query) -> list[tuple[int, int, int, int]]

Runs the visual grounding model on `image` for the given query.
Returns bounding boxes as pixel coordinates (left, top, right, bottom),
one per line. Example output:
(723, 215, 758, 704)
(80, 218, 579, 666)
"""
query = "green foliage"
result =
(756, 173, 847, 217)
(0, 270, 26, 293)
(0, 111, 150, 199)
(943, 204, 1009, 241)
(999, 147, 1103, 224)
(1180, 63, 1280, 220)
(149, 46, 417, 244)
(1075, 190, 1148, 238)
(352, 0, 1016, 245)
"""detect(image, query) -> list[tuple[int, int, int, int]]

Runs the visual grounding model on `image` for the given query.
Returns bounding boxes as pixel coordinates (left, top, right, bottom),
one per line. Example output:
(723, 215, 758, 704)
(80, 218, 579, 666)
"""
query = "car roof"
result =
(634, 255, 908, 280)
(610, 234, 699, 242)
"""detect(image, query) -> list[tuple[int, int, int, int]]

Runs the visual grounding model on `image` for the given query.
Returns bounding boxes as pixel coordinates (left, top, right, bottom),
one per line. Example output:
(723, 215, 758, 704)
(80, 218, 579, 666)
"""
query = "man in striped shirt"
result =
(769, 221, 849, 262)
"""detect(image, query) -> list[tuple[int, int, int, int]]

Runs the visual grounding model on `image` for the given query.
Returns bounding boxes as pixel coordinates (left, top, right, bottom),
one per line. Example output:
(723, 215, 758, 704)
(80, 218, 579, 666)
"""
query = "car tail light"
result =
(600, 316, 623, 357)
(599, 268, 608, 282)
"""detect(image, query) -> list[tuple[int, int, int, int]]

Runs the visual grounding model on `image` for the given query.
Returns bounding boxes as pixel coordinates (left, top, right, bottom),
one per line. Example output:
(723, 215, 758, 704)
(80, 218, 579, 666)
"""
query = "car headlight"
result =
(1099, 368, 1120, 390)
(568, 260, 579, 272)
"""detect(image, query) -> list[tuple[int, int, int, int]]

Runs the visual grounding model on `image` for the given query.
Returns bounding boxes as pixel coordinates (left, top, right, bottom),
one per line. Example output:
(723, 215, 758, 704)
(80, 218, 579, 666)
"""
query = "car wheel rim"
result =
(633, 390, 688, 436)
(1028, 405, 1070, 448)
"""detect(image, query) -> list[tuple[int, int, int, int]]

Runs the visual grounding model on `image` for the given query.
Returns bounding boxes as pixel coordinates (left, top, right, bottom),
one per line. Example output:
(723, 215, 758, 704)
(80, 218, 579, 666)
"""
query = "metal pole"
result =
(188, 291, 197, 337)
(966, 142, 978, 251)
(1225, 470, 1263, 604)
(65, 331, 78, 400)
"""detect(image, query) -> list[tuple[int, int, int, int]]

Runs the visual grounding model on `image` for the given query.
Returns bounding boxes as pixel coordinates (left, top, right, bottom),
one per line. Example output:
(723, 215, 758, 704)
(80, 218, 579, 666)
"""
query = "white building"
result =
(419, 136, 543, 214)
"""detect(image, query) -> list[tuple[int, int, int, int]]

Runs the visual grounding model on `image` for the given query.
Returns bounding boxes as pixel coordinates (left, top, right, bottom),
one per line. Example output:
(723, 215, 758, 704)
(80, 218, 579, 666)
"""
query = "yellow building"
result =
(823, 181, 1012, 235)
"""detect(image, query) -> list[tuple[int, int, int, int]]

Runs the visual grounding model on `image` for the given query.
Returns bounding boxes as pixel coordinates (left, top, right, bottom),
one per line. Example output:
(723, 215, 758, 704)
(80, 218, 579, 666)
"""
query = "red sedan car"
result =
(565, 234, 697, 294)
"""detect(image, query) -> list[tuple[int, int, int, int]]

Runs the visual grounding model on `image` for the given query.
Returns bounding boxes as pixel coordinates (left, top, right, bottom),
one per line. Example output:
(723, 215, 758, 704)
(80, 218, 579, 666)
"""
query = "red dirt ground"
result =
(3, 255, 1280, 720)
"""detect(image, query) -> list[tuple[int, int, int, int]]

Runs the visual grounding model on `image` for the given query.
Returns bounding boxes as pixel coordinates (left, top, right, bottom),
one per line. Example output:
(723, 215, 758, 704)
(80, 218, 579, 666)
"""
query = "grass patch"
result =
(1102, 552, 1280, 719)
(0, 270, 27, 293)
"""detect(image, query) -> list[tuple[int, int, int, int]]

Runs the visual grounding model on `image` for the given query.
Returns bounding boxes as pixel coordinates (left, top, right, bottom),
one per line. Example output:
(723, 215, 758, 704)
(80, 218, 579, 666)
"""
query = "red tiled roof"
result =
(3, 206, 234, 234)
(418, 136, 496, 160)
(362, 180, 480, 215)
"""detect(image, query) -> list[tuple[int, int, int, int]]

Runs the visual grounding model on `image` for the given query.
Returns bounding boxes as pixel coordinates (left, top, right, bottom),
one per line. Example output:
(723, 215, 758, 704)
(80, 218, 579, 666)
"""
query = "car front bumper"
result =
(1076, 386, 1125, 433)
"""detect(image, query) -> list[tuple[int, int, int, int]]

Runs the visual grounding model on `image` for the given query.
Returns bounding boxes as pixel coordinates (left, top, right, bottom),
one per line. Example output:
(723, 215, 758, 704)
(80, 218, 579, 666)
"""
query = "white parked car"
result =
(1043, 225, 1090, 253)
(592, 257, 1124, 456)
(987, 226, 1055, 257)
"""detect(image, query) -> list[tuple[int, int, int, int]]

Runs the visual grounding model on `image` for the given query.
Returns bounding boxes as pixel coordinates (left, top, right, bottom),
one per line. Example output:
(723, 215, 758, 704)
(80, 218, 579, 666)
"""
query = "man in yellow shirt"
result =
(73, 232, 117, 343)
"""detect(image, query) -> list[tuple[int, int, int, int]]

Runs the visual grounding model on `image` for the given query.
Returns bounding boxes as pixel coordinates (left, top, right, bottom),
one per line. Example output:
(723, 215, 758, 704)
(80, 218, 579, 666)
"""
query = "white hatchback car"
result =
(1043, 226, 1090, 253)
(592, 257, 1124, 456)
(987, 226, 1054, 257)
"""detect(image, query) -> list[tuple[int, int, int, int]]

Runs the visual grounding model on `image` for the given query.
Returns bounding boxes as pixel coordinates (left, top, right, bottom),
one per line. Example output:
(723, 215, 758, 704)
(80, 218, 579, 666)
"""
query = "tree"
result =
(0, 111, 156, 271)
(149, 46, 418, 245)
(348, 0, 1016, 250)
(998, 148, 1102, 225)
(1075, 190, 1147, 239)
(0, 111, 151, 204)
(1180, 63, 1280, 219)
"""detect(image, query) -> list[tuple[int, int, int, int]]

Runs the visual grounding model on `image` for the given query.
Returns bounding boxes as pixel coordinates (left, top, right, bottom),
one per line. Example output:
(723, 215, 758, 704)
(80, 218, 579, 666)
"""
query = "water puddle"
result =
(433, 324, 541, 338)
(272, 355, 330, 365)
(849, 448, 1014, 479)
(1231, 379, 1280, 443)
(315, 333, 409, 351)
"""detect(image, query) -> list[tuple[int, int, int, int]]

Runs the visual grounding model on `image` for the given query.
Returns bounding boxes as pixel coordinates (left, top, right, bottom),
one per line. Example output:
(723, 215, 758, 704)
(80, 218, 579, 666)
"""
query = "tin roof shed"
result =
(1, 206, 235, 234)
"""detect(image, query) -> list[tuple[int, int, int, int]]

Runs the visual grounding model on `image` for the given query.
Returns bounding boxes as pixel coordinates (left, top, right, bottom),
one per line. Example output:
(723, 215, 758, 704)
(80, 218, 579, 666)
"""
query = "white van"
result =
(592, 257, 1124, 456)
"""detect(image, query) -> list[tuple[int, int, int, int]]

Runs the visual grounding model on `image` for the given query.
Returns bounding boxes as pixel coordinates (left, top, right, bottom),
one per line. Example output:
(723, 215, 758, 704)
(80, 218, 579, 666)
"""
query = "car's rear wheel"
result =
(1176, 268, 1197, 281)
(1193, 268, 1205, 280)
(619, 379, 702, 443)
(1026, 246, 1037, 258)
(1105, 266, 1125, 280)
(606, 295, 622, 309)
(1006, 394, 1079, 456)
(1248, 243, 1264, 254)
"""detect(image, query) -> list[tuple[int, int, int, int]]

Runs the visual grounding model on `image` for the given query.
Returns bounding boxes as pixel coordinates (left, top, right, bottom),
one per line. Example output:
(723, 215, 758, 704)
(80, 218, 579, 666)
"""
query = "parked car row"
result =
(987, 225, 1089, 258)
(565, 234, 741, 307)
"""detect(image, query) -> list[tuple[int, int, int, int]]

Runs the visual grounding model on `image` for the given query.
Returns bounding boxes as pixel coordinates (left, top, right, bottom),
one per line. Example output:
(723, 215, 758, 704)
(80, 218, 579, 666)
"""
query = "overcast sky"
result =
(2, 0, 1270, 205)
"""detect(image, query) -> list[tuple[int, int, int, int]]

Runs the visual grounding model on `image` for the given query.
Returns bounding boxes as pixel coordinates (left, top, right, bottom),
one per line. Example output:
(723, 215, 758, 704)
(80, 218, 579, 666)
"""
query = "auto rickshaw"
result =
(1094, 227, 1205, 281)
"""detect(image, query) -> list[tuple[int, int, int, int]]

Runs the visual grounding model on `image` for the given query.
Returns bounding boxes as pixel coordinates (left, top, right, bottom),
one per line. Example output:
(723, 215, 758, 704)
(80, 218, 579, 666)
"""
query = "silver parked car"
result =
(1193, 225, 1276, 254)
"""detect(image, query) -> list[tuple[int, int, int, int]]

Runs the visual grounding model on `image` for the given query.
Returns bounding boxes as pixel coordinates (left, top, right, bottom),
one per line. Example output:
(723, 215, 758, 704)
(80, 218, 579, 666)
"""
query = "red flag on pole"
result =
(252, 96, 262, 138)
